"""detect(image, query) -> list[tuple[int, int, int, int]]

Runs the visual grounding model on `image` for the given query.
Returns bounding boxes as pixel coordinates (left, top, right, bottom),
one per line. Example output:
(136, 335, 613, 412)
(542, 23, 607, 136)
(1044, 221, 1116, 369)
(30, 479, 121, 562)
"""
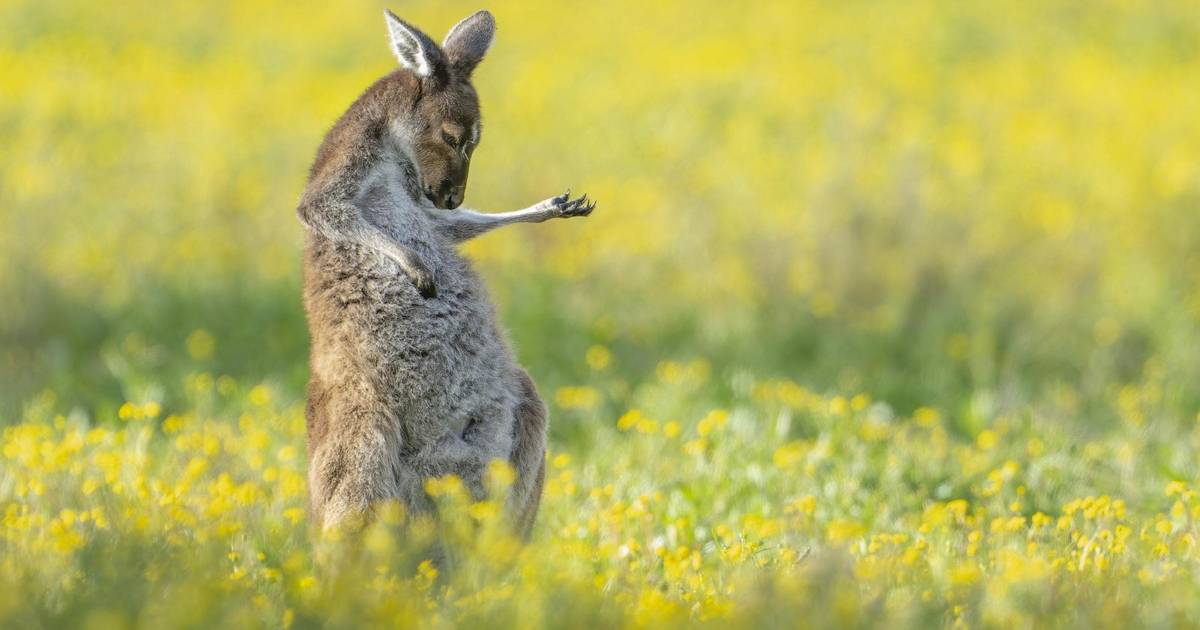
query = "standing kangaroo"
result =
(298, 9, 594, 537)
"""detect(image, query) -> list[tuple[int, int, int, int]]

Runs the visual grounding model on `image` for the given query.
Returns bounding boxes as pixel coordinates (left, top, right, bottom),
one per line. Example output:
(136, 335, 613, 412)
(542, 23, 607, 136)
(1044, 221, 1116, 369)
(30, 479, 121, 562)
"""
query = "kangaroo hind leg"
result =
(308, 399, 404, 533)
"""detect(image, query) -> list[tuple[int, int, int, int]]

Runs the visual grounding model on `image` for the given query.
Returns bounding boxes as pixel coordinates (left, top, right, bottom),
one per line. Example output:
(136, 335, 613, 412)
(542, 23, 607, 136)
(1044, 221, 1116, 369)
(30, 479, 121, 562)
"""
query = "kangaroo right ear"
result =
(442, 10, 496, 76)
(384, 9, 443, 78)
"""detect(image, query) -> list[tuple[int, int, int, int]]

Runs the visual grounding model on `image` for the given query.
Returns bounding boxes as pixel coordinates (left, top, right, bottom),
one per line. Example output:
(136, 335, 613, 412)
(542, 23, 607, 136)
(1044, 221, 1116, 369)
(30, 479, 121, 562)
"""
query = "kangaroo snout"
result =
(426, 180, 465, 210)
(447, 185, 464, 209)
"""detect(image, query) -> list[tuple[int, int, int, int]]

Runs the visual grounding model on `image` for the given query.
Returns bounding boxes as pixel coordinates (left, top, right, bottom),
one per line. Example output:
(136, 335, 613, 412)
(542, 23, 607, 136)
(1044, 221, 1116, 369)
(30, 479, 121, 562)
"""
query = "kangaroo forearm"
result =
(437, 207, 556, 242)
(297, 198, 364, 243)
(297, 132, 404, 254)
(300, 200, 405, 262)
(300, 198, 437, 296)
(436, 192, 595, 243)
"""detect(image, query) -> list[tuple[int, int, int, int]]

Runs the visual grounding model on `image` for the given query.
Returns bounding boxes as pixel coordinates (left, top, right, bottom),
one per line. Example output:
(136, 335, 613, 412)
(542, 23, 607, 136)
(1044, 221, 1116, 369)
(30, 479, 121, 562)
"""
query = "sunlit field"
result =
(3, 0, 1200, 627)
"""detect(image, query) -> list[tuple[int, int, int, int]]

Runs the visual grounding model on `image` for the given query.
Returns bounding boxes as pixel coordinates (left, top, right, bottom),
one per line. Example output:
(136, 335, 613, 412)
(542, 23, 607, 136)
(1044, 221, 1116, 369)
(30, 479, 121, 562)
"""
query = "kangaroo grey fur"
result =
(298, 9, 594, 536)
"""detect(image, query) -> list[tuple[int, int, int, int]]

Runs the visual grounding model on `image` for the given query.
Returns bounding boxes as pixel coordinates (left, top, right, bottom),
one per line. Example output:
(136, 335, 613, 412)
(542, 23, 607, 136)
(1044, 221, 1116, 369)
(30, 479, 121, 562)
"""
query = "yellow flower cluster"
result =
(1, 366, 1199, 627)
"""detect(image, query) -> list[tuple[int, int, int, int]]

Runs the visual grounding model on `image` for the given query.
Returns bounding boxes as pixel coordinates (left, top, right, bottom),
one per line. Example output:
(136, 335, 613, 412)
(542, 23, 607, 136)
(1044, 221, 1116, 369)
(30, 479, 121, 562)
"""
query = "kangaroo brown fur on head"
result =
(385, 9, 488, 210)
(297, 9, 594, 538)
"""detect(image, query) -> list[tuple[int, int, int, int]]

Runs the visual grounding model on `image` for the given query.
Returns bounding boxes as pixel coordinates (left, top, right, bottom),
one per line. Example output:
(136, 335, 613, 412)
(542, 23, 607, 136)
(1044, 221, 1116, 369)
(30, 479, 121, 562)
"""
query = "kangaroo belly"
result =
(304, 238, 518, 456)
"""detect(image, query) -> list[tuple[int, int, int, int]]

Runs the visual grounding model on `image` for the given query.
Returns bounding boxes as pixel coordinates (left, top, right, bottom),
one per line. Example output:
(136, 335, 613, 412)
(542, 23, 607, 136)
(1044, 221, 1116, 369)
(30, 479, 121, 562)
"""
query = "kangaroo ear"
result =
(384, 9, 443, 78)
(442, 10, 496, 76)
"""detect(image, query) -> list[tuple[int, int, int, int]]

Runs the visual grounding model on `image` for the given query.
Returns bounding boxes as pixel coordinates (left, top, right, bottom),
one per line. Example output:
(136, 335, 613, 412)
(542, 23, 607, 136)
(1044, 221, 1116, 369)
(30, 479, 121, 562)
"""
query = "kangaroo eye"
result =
(441, 130, 458, 148)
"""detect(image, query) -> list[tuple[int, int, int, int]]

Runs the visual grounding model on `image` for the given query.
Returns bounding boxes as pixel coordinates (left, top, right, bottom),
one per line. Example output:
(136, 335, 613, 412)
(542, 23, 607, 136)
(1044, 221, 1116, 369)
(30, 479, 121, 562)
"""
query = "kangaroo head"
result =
(384, 9, 495, 210)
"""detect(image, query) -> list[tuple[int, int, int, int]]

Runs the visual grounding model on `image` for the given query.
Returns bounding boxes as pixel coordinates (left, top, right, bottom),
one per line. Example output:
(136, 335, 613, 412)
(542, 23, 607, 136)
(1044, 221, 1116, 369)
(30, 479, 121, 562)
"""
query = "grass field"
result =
(3, 0, 1200, 627)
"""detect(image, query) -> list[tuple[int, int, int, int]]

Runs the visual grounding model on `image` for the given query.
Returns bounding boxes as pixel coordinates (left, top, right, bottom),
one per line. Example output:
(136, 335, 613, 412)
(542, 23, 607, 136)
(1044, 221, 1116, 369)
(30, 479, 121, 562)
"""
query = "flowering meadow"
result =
(3, 0, 1200, 627)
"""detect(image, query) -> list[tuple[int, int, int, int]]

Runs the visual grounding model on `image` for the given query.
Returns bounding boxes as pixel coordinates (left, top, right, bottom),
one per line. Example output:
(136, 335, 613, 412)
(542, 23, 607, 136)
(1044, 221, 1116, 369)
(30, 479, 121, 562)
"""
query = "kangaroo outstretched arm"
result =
(432, 191, 595, 243)
(297, 148, 438, 298)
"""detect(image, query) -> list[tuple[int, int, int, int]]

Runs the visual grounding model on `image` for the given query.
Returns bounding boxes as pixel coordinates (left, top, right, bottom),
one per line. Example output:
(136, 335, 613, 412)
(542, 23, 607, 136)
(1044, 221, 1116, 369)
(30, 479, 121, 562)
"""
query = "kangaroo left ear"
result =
(442, 10, 496, 76)
(384, 9, 444, 79)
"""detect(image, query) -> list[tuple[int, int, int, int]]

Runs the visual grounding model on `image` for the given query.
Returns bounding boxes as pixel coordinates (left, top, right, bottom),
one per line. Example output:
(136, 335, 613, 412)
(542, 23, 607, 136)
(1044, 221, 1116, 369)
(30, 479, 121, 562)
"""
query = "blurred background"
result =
(2, 0, 1198, 435)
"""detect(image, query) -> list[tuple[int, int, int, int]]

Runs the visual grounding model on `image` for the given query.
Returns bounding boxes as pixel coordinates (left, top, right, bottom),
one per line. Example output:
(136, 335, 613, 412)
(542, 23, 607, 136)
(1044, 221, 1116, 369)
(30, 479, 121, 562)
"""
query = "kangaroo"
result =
(298, 9, 594, 537)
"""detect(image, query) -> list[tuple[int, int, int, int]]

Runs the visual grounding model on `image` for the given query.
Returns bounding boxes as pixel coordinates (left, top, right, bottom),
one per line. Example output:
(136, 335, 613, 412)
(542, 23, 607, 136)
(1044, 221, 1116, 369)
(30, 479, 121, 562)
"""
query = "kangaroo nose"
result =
(426, 180, 455, 209)
(447, 185, 464, 209)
